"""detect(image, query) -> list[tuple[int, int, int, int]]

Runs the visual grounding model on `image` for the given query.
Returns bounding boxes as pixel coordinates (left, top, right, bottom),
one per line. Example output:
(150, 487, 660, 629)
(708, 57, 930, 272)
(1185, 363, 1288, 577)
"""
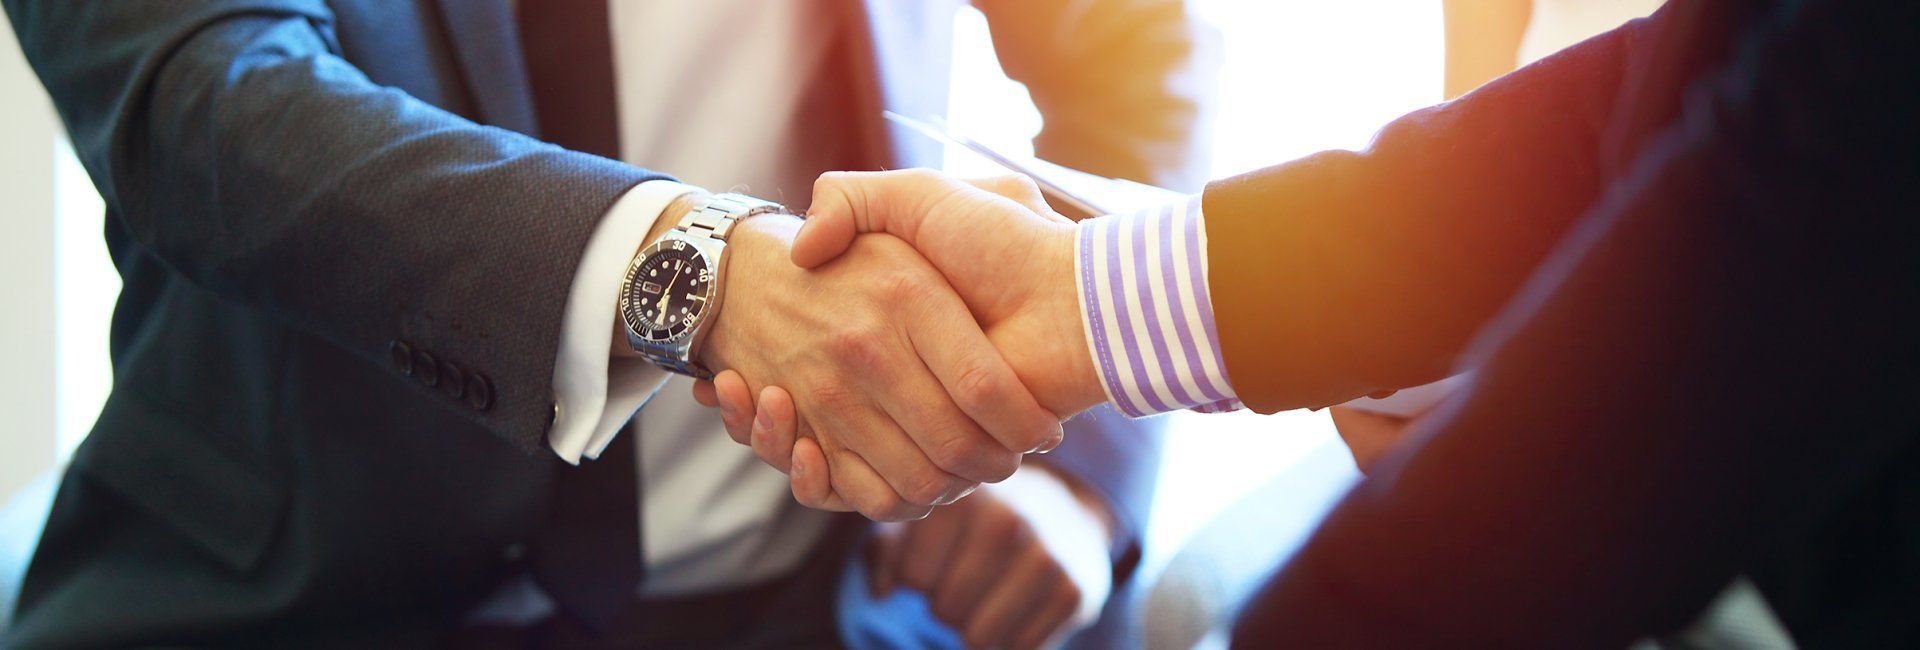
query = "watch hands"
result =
(656, 265, 685, 327)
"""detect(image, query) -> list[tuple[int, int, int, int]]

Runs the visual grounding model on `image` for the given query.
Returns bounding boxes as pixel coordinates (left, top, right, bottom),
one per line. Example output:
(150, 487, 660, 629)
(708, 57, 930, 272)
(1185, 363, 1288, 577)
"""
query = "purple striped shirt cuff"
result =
(1074, 195, 1244, 418)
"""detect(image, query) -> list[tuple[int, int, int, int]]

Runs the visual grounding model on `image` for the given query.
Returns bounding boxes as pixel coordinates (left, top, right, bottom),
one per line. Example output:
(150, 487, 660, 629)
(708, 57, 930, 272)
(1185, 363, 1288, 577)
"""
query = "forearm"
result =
(1237, 0, 1920, 642)
(9, 2, 664, 446)
(1203, 16, 1645, 412)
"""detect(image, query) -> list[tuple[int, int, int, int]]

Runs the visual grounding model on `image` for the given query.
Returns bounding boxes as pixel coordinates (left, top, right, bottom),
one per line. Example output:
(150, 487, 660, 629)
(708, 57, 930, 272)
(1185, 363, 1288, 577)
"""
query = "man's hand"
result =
(683, 213, 1063, 521)
(692, 170, 1111, 513)
(867, 464, 1116, 650)
(788, 170, 1104, 414)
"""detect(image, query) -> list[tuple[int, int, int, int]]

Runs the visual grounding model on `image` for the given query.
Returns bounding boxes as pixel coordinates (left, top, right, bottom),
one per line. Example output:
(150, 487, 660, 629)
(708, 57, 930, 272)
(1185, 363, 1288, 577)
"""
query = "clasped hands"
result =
(685, 169, 1104, 521)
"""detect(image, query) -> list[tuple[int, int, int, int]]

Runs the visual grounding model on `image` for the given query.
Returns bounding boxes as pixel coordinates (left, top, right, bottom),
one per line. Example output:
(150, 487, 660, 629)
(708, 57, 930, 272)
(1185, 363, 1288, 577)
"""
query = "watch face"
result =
(622, 239, 716, 342)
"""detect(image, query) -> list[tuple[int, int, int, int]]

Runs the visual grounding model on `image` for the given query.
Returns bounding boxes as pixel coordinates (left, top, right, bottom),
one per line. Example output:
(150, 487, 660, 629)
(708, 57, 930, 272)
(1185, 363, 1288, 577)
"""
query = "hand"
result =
(868, 465, 1116, 650)
(687, 213, 1063, 521)
(796, 170, 1107, 416)
(1327, 406, 1418, 474)
(693, 170, 1108, 511)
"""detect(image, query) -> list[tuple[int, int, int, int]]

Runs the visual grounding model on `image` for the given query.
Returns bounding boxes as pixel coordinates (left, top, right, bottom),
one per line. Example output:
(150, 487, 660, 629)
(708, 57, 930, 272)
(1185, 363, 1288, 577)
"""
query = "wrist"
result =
(985, 222, 1107, 417)
(611, 191, 712, 360)
(1051, 225, 1108, 414)
(693, 213, 803, 372)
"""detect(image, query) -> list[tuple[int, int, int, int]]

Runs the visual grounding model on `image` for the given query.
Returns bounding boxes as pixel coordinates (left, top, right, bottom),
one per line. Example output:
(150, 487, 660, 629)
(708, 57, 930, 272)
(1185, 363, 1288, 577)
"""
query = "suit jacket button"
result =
(389, 340, 414, 375)
(413, 350, 440, 387)
(440, 360, 467, 399)
(466, 374, 495, 411)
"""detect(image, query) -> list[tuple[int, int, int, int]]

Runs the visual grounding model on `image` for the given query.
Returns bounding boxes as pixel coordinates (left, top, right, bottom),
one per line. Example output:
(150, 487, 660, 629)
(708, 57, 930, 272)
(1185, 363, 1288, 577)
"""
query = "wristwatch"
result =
(618, 192, 785, 379)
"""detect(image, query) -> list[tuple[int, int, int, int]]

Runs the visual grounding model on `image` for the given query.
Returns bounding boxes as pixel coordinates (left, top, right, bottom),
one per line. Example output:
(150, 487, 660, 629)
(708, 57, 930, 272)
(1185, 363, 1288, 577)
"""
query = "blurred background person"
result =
(1443, 0, 1666, 100)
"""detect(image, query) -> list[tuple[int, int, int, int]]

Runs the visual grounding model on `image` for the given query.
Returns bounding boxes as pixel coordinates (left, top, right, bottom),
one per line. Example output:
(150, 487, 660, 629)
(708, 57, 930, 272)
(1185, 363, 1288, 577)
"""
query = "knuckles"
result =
(929, 431, 1019, 484)
(867, 265, 933, 305)
(898, 167, 946, 185)
(949, 358, 1007, 416)
(902, 469, 959, 508)
(989, 173, 1045, 203)
(824, 326, 890, 374)
(805, 379, 866, 417)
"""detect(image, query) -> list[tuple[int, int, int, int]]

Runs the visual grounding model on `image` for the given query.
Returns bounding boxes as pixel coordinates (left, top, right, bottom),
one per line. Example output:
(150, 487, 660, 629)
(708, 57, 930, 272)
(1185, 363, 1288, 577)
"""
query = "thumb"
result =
(793, 169, 962, 268)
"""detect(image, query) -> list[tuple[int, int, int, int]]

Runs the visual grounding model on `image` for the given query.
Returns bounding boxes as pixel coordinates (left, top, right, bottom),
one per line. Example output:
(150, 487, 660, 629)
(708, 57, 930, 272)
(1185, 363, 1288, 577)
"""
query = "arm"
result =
(1234, 0, 1920, 644)
(974, 0, 1220, 191)
(1202, 14, 1658, 412)
(4, 0, 662, 448)
(8, 3, 1059, 512)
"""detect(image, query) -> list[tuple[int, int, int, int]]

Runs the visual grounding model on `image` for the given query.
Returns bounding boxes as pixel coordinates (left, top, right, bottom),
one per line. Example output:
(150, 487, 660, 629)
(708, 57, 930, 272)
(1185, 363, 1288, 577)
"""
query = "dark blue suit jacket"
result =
(0, 0, 1212, 644)
(1209, 0, 1918, 646)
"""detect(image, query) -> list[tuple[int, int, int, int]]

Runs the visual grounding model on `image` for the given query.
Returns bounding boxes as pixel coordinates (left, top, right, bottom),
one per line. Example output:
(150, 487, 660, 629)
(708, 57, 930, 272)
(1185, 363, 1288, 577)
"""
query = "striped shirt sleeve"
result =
(1074, 194, 1245, 417)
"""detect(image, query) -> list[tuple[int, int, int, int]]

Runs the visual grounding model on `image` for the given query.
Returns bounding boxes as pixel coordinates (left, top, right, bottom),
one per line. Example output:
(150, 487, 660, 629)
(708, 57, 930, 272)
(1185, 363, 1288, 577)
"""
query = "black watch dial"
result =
(622, 239, 716, 342)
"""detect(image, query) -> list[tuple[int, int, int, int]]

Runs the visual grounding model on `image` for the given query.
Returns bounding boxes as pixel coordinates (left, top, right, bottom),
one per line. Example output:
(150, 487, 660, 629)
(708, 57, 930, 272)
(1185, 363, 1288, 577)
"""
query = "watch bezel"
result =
(619, 236, 719, 345)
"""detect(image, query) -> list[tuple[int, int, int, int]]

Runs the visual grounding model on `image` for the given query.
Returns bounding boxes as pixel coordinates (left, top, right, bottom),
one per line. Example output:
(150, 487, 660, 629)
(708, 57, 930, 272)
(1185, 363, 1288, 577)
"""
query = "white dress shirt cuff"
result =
(1074, 195, 1244, 418)
(549, 180, 703, 464)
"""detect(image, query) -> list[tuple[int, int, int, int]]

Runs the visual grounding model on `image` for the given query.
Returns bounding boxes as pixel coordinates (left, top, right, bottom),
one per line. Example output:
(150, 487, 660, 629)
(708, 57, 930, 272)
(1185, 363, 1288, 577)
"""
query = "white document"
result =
(885, 111, 1185, 220)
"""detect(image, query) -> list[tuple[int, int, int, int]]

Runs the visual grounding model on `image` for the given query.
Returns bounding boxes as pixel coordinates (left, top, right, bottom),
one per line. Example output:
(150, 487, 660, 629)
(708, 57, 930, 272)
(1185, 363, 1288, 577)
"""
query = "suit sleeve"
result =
(2, 0, 667, 451)
(974, 0, 1220, 191)
(1200, 15, 1656, 412)
(1234, 0, 1920, 645)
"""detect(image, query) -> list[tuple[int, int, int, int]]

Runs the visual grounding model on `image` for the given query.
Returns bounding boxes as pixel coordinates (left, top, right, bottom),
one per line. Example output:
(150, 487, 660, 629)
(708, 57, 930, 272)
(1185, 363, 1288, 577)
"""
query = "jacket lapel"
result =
(433, 0, 540, 136)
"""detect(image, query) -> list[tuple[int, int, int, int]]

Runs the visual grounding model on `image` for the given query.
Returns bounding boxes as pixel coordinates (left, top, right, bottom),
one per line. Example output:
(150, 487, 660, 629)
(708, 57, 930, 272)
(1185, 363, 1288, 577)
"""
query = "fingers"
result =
(690, 379, 719, 407)
(710, 370, 756, 446)
(747, 385, 800, 473)
(1009, 581, 1081, 650)
(961, 175, 1069, 224)
(823, 446, 934, 522)
(962, 547, 1057, 650)
(904, 284, 1063, 459)
(831, 402, 974, 512)
(789, 437, 852, 512)
(892, 500, 970, 596)
(796, 169, 964, 268)
(929, 505, 1022, 629)
(870, 335, 1027, 486)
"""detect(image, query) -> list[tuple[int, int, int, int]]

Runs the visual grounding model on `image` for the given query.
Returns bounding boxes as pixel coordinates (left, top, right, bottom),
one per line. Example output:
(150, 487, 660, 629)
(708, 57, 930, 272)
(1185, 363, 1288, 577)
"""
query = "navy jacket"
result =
(1211, 0, 1918, 646)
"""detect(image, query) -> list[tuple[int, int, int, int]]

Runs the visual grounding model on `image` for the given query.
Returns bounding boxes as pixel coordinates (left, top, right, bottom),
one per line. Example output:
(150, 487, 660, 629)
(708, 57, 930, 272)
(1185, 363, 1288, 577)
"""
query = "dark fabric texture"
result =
(0, 0, 1210, 646)
(517, 0, 618, 160)
(1209, 0, 1920, 646)
(454, 516, 869, 650)
(529, 425, 641, 632)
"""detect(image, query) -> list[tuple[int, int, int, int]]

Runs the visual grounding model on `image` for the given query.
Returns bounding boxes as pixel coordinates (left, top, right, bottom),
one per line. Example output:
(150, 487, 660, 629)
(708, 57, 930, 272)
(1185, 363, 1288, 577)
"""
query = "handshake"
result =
(681, 169, 1108, 521)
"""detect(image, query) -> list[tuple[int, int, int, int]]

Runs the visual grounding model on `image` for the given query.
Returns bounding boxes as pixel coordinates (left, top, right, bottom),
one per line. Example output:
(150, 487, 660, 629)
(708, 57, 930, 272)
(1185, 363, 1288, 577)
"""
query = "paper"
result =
(884, 111, 1186, 219)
